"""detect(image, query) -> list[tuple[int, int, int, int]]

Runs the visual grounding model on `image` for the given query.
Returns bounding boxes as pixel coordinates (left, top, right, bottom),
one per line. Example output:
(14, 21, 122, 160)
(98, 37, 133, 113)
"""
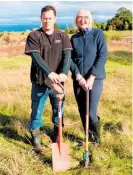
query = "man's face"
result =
(76, 9, 89, 30)
(41, 10, 56, 31)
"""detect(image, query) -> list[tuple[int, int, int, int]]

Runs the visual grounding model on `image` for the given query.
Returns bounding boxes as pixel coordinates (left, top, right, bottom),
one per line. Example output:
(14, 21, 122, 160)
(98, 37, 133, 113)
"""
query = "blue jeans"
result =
(28, 84, 65, 131)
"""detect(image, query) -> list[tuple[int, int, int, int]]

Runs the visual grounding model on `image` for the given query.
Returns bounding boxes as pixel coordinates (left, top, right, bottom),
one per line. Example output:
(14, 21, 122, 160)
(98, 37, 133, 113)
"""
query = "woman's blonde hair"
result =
(73, 8, 93, 29)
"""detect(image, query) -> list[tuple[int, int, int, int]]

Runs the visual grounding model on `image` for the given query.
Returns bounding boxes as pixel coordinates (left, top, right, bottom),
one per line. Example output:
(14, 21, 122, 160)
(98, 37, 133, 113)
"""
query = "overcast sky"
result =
(0, 1, 132, 25)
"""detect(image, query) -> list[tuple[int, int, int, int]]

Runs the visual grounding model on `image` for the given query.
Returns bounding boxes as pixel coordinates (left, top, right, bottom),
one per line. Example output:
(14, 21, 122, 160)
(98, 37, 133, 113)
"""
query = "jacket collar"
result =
(80, 28, 92, 37)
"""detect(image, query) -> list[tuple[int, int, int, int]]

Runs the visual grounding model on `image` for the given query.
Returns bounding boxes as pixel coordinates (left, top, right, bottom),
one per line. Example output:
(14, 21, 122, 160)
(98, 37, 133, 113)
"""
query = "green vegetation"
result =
(65, 28, 78, 35)
(0, 56, 30, 70)
(108, 51, 132, 65)
(105, 30, 132, 41)
(0, 33, 4, 38)
(107, 7, 132, 30)
(54, 23, 61, 30)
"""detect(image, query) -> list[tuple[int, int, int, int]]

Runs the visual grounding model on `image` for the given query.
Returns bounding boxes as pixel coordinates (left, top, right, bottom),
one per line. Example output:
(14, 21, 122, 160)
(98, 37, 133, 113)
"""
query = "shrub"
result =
(65, 28, 78, 34)
(2, 35, 10, 44)
(0, 33, 4, 38)
(54, 23, 60, 30)
(104, 33, 110, 41)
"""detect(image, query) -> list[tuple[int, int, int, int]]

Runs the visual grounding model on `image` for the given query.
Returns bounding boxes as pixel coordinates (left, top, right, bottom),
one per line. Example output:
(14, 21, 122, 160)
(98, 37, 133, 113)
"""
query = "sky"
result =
(0, 1, 132, 26)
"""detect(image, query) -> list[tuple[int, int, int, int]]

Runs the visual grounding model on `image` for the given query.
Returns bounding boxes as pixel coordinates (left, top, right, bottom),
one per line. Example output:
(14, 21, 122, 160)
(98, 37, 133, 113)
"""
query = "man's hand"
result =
(51, 82, 64, 94)
(59, 73, 67, 82)
(56, 92, 64, 100)
(85, 75, 95, 90)
(45, 77, 64, 100)
(45, 78, 64, 94)
(76, 74, 87, 91)
(48, 72, 61, 83)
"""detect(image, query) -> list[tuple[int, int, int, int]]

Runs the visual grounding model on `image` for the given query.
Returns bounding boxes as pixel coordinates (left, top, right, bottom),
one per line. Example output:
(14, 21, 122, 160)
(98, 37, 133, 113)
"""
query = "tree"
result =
(124, 21, 129, 30)
(115, 18, 123, 30)
(101, 23, 106, 30)
(116, 7, 132, 25)
(107, 7, 132, 30)
(108, 25, 113, 30)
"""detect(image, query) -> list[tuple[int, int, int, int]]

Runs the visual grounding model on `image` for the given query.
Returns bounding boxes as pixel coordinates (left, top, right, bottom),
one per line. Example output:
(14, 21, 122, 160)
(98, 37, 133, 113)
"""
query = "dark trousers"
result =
(73, 80, 103, 130)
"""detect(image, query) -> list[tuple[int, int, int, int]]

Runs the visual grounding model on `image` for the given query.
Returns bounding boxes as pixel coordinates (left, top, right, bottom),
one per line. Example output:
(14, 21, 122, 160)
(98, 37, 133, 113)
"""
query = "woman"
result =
(70, 8, 107, 144)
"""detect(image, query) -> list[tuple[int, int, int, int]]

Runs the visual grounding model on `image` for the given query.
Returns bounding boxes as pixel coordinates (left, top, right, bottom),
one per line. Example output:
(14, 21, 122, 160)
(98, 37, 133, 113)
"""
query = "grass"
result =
(0, 47, 132, 174)
(104, 30, 132, 41)
(108, 51, 132, 65)
(0, 55, 30, 68)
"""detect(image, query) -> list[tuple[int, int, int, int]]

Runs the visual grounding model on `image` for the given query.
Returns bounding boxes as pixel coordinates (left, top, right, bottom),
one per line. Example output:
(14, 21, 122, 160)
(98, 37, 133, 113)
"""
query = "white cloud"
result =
(0, 17, 39, 21)
(96, 15, 113, 20)
(57, 16, 73, 19)
(0, 17, 40, 25)
(0, 1, 132, 25)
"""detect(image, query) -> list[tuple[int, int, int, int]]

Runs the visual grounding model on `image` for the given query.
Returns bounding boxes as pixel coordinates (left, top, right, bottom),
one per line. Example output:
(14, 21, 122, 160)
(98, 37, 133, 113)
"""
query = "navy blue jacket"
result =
(70, 28, 107, 80)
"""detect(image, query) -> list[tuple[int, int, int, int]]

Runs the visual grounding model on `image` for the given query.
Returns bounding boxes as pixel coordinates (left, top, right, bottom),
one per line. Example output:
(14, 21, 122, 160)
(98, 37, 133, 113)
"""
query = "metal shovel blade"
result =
(52, 142, 70, 172)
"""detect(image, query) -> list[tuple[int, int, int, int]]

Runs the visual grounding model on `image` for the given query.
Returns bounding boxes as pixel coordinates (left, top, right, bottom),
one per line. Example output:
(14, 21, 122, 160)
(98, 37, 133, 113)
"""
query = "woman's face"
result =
(76, 9, 90, 30)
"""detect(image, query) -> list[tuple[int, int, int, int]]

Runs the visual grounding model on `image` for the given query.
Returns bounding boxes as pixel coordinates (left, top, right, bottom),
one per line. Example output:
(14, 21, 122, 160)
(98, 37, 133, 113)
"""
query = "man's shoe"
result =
(30, 128, 42, 153)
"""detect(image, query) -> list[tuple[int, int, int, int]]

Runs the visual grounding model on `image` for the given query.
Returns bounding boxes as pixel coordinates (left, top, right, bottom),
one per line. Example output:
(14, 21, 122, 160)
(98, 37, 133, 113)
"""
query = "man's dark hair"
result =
(41, 5, 56, 16)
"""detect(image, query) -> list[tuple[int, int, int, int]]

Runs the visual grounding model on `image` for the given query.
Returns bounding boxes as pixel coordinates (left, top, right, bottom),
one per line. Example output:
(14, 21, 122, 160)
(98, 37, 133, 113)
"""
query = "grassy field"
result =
(0, 33, 132, 175)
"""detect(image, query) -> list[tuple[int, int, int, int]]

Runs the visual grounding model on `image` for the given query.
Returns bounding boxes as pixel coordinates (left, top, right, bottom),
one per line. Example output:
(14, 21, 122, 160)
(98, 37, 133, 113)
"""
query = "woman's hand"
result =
(85, 75, 96, 90)
(76, 74, 87, 91)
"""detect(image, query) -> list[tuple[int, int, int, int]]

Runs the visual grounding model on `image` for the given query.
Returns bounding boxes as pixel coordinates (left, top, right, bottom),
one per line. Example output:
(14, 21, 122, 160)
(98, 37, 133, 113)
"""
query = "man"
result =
(25, 5, 72, 152)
